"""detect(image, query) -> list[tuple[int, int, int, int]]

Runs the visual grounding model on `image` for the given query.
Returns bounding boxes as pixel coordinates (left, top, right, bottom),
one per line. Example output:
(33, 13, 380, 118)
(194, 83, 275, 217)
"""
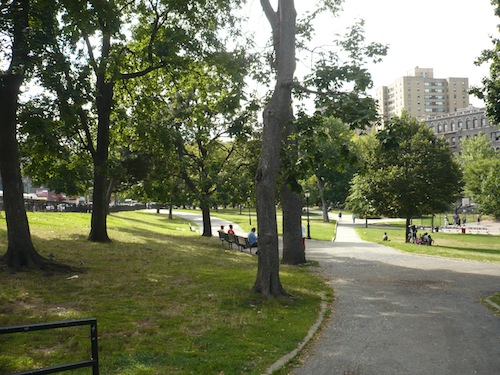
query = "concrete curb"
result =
(263, 297, 329, 375)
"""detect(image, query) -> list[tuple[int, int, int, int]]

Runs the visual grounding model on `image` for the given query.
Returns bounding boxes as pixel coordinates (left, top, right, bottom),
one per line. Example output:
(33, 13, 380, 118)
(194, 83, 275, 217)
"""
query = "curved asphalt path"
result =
(170, 210, 500, 374)
(292, 219, 500, 375)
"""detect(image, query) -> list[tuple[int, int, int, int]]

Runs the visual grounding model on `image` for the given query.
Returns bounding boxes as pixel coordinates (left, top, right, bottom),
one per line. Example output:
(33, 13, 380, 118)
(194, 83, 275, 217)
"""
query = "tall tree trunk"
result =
(200, 196, 212, 237)
(0, 1, 51, 271)
(0, 74, 47, 270)
(253, 0, 296, 298)
(281, 184, 306, 265)
(88, 78, 113, 242)
(317, 177, 330, 222)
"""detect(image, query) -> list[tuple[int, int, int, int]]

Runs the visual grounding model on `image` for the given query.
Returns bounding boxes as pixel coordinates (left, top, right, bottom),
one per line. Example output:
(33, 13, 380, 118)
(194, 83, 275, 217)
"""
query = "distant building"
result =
(422, 105, 500, 153)
(376, 67, 469, 122)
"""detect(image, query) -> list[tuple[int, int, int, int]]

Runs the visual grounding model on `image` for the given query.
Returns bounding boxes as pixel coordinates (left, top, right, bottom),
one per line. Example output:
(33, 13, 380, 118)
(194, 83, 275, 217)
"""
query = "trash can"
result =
(461, 227, 466, 234)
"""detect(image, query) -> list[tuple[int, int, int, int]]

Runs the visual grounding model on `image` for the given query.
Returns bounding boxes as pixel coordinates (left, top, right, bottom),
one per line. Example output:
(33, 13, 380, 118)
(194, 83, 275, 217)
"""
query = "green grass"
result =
(484, 293, 500, 315)
(492, 293, 500, 306)
(192, 207, 337, 241)
(0, 211, 331, 375)
(355, 226, 500, 262)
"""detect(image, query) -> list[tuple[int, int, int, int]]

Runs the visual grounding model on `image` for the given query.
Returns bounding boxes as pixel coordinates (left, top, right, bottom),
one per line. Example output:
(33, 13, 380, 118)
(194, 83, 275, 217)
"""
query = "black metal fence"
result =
(0, 318, 99, 375)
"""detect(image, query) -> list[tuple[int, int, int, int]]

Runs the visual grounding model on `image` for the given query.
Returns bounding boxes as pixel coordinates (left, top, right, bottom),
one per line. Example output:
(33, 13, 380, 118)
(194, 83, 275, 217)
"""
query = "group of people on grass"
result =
(218, 224, 258, 248)
(407, 224, 433, 245)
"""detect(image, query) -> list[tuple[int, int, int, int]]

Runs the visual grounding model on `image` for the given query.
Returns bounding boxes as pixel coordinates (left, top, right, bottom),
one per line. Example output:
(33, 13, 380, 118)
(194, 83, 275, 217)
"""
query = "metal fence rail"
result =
(0, 318, 99, 375)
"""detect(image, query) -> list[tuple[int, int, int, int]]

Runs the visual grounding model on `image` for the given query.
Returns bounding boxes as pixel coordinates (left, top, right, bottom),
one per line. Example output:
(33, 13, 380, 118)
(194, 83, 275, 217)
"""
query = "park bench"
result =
(439, 226, 489, 234)
(218, 231, 257, 255)
(439, 226, 462, 233)
(465, 226, 489, 234)
(417, 226, 434, 231)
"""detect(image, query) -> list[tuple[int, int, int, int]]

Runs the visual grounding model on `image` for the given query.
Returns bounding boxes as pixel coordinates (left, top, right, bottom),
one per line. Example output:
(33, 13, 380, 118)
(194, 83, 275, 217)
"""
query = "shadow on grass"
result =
(108, 211, 187, 232)
(434, 245, 500, 256)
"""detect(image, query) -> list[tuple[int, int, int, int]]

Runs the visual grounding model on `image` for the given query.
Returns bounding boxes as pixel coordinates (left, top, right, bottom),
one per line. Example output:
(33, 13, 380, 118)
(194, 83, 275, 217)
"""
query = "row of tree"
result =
(0, 0, 385, 294)
(1, 0, 500, 298)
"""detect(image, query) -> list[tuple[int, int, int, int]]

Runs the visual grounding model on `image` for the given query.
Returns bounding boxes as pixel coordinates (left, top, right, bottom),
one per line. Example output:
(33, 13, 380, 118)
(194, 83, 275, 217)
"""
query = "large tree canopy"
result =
(14, 0, 246, 243)
(473, 0, 500, 126)
(458, 133, 500, 218)
(349, 113, 463, 238)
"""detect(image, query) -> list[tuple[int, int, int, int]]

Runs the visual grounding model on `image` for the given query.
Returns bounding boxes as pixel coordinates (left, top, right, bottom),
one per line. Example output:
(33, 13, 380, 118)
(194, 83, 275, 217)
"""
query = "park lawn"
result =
(0, 211, 331, 375)
(355, 226, 500, 263)
(191, 208, 336, 242)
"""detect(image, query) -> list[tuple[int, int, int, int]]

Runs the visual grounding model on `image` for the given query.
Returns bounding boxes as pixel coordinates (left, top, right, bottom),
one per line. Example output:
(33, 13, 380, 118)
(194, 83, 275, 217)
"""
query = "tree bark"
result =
(317, 177, 330, 222)
(253, 0, 296, 297)
(200, 197, 213, 237)
(87, 27, 114, 242)
(88, 78, 113, 242)
(0, 73, 46, 270)
(281, 184, 306, 265)
(0, 1, 52, 271)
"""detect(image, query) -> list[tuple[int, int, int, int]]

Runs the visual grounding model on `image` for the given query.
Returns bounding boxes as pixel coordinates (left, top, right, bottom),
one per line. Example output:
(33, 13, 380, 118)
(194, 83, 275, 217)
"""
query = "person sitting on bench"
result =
(248, 227, 258, 248)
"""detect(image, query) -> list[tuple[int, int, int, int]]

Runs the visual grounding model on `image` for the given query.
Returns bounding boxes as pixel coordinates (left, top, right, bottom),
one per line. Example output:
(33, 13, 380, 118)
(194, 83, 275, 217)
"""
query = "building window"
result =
(481, 118, 487, 127)
(473, 118, 478, 128)
(451, 121, 456, 131)
(451, 137, 456, 145)
(437, 124, 442, 132)
(458, 120, 463, 129)
(466, 119, 470, 129)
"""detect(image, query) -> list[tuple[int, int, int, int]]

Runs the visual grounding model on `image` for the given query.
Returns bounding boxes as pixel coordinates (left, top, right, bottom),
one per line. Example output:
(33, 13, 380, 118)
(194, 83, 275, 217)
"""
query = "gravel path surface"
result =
(291, 221, 500, 375)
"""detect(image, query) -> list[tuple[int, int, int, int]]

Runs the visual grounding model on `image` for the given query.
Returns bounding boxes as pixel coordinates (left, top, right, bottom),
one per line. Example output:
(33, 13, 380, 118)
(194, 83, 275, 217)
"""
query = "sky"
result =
(242, 0, 499, 107)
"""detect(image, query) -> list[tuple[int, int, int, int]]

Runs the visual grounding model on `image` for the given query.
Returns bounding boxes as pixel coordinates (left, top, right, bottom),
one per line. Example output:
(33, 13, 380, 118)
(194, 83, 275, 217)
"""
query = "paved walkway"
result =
(292, 219, 500, 375)
(172, 211, 500, 374)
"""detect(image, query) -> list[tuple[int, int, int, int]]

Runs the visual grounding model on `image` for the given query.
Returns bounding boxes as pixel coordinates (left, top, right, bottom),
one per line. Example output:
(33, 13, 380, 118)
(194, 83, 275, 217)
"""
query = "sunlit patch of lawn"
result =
(355, 226, 500, 262)
(0, 211, 331, 374)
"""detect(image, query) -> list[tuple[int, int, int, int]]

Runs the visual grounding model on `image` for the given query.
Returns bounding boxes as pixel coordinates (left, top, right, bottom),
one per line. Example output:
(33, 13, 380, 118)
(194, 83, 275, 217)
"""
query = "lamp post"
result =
(305, 190, 311, 239)
(247, 197, 252, 225)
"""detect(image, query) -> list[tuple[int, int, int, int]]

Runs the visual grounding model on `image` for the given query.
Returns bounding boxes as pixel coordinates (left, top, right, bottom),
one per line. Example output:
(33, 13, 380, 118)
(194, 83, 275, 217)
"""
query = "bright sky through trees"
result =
(243, 0, 498, 107)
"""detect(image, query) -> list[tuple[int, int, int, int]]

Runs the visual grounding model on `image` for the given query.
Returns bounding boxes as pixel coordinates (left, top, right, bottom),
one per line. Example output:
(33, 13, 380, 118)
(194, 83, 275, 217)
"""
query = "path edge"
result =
(263, 295, 329, 375)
